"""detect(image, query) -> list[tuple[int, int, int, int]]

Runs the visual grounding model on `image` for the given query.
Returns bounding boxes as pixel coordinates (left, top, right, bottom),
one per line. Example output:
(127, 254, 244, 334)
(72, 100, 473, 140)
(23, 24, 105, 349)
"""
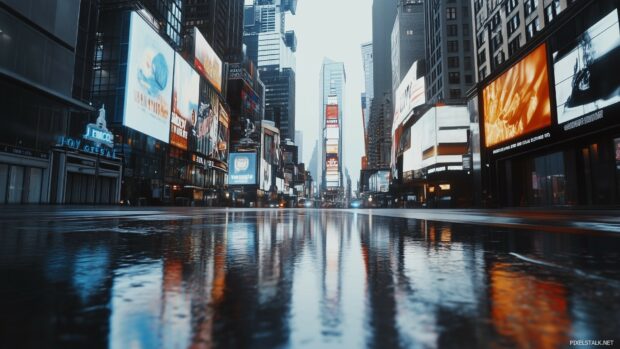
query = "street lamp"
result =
(368, 196, 373, 203)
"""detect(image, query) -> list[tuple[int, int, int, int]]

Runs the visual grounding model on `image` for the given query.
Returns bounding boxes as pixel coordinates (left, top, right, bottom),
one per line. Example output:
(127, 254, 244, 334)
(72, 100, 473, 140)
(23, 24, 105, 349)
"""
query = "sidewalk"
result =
(347, 208, 620, 235)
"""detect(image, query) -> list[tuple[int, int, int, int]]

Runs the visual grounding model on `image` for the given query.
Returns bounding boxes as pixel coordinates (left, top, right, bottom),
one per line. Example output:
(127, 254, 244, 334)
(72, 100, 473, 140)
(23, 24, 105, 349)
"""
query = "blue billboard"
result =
(228, 152, 257, 185)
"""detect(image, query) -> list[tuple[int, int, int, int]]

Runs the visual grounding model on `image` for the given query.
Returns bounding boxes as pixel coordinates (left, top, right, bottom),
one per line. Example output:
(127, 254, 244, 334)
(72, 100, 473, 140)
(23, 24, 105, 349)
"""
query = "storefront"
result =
(476, 0, 620, 207)
(0, 145, 50, 204)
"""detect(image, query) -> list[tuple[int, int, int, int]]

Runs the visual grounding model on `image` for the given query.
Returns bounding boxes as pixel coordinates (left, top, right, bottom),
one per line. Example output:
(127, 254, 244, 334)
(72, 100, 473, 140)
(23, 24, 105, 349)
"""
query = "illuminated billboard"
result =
(123, 12, 175, 143)
(216, 107, 230, 163)
(326, 153, 338, 170)
(369, 171, 390, 193)
(553, 9, 620, 124)
(326, 141, 338, 154)
(194, 27, 223, 93)
(229, 153, 257, 185)
(483, 44, 552, 147)
(326, 105, 339, 128)
(196, 82, 220, 158)
(393, 61, 425, 132)
(170, 53, 200, 150)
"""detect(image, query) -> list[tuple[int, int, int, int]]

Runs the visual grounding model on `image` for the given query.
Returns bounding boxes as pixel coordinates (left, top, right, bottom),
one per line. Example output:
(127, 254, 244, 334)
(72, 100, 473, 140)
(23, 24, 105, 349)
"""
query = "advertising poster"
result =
(483, 44, 551, 147)
(326, 105, 339, 128)
(260, 158, 272, 191)
(216, 106, 230, 163)
(326, 153, 339, 170)
(170, 53, 200, 150)
(196, 83, 220, 158)
(326, 140, 338, 154)
(553, 9, 620, 124)
(228, 152, 257, 185)
(123, 12, 175, 143)
(194, 27, 223, 93)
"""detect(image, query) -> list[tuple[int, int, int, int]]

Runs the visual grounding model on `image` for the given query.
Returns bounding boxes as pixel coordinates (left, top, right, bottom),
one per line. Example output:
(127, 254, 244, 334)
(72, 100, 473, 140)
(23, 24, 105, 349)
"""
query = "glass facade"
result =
(0, 164, 44, 204)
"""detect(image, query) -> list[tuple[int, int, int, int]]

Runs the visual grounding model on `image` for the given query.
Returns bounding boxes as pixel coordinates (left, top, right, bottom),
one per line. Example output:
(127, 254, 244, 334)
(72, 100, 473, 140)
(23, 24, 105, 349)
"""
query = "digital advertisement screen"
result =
(170, 53, 200, 150)
(483, 44, 552, 147)
(326, 105, 339, 128)
(195, 82, 220, 158)
(326, 141, 338, 154)
(553, 9, 620, 124)
(228, 152, 257, 185)
(216, 107, 230, 163)
(326, 153, 338, 170)
(260, 159, 271, 191)
(194, 27, 223, 93)
(123, 12, 175, 143)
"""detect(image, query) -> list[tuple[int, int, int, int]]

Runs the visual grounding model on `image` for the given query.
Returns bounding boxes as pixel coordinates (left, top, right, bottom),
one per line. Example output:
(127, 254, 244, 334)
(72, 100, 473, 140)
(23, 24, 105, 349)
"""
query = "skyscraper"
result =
(320, 58, 346, 195)
(361, 42, 374, 155)
(424, 0, 475, 103)
(295, 130, 303, 162)
(243, 0, 297, 142)
(368, 0, 397, 169)
(391, 0, 425, 98)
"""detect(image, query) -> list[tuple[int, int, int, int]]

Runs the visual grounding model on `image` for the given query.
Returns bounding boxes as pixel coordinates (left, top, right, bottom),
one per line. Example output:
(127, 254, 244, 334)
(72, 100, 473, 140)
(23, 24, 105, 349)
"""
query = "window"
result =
(448, 72, 460, 84)
(464, 40, 471, 52)
(463, 24, 469, 36)
(505, 0, 518, 14)
(448, 40, 459, 52)
(464, 56, 472, 69)
(508, 35, 521, 56)
(491, 33, 503, 52)
(448, 24, 458, 36)
(449, 89, 461, 98)
(507, 14, 520, 36)
(477, 50, 487, 64)
(526, 17, 540, 40)
(477, 30, 486, 47)
(524, 0, 539, 17)
(447, 7, 457, 20)
(465, 75, 473, 84)
(545, 1, 561, 24)
(494, 51, 505, 67)
(479, 66, 487, 80)
(448, 56, 460, 68)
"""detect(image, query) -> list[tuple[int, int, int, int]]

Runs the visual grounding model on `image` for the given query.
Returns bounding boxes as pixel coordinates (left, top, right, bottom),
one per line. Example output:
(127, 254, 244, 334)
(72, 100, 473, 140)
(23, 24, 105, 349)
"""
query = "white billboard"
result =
(393, 61, 426, 134)
(123, 12, 175, 143)
(403, 106, 469, 172)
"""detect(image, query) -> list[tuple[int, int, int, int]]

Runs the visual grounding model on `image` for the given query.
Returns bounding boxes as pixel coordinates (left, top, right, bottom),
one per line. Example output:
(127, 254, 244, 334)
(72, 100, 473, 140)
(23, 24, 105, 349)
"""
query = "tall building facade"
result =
(368, 0, 397, 169)
(361, 42, 374, 140)
(319, 59, 346, 195)
(243, 0, 297, 142)
(470, 0, 620, 208)
(391, 0, 425, 98)
(424, 0, 475, 103)
(472, 0, 579, 81)
(183, 0, 245, 62)
(0, 0, 118, 204)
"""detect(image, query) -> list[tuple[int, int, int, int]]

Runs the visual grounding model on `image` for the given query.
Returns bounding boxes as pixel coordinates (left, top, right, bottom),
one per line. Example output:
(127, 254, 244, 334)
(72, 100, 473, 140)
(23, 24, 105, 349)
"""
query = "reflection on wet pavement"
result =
(0, 209, 619, 348)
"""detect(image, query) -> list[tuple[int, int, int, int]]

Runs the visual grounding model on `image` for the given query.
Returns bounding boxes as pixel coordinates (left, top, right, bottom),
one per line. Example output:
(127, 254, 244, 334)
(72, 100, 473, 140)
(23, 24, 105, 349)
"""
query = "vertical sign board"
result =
(123, 12, 175, 143)
(170, 53, 200, 150)
(194, 27, 223, 93)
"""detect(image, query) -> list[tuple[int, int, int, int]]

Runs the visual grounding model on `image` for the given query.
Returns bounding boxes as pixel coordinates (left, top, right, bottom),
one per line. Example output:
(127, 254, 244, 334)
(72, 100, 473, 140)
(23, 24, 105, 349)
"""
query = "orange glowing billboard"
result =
(483, 44, 552, 147)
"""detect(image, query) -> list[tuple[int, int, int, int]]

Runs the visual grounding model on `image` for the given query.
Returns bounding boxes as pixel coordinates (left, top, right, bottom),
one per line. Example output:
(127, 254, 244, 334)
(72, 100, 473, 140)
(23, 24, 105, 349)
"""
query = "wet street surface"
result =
(1, 207, 619, 348)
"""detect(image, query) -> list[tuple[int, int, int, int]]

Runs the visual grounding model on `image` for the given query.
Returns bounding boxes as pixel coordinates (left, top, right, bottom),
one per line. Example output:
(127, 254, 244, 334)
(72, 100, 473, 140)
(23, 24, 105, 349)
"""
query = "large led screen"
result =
(553, 9, 620, 124)
(483, 44, 552, 147)
(229, 152, 257, 185)
(194, 28, 223, 93)
(170, 53, 200, 150)
(216, 107, 230, 163)
(124, 12, 175, 143)
(326, 105, 339, 128)
(196, 83, 220, 158)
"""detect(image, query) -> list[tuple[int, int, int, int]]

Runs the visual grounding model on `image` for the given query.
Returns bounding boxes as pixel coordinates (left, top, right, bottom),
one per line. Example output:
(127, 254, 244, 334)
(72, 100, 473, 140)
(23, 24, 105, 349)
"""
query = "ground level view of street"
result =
(0, 207, 619, 348)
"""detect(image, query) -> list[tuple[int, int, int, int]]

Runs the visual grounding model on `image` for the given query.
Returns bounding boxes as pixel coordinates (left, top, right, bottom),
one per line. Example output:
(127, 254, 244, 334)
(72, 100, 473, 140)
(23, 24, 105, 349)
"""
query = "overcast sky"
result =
(287, 0, 373, 188)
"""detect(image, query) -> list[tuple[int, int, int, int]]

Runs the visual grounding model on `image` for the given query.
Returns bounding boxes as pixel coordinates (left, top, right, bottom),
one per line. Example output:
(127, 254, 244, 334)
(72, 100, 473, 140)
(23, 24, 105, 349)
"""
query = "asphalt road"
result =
(1, 207, 619, 348)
